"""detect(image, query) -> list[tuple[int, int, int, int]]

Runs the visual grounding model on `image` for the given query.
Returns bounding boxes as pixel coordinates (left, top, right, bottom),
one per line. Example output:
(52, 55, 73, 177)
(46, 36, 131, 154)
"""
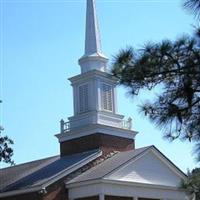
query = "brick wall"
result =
(42, 179, 68, 200)
(1, 192, 42, 200)
(138, 198, 160, 200)
(75, 196, 99, 200)
(106, 196, 160, 200)
(105, 195, 133, 200)
(60, 133, 135, 156)
(105, 196, 133, 200)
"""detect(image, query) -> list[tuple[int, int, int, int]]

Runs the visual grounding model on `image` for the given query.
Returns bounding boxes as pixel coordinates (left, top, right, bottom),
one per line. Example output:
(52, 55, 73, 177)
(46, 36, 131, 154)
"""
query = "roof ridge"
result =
(65, 150, 118, 183)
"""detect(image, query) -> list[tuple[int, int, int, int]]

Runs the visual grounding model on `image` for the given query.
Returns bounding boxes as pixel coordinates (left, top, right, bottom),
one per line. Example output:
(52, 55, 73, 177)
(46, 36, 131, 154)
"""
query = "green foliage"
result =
(0, 100, 14, 166)
(181, 168, 200, 199)
(112, 34, 200, 160)
(0, 133, 14, 166)
(184, 0, 200, 19)
(112, 0, 200, 161)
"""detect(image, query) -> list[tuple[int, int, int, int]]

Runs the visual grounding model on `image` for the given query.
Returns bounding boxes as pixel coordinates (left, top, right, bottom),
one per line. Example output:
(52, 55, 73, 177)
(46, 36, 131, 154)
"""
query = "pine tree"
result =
(111, 0, 200, 160)
(182, 168, 200, 200)
(184, 0, 200, 19)
(0, 100, 14, 166)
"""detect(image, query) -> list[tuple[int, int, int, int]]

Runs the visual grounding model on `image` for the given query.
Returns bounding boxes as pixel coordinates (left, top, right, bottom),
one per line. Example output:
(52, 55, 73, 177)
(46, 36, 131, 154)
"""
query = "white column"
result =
(99, 193, 105, 200)
(134, 197, 138, 200)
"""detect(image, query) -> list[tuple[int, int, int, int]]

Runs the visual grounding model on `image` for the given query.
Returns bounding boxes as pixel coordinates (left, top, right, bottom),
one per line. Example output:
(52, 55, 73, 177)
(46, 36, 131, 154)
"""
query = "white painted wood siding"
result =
(106, 151, 182, 187)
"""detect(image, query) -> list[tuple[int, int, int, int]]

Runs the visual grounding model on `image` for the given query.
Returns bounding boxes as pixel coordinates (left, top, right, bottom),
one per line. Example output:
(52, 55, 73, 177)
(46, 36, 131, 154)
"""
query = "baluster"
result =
(60, 119, 65, 133)
(127, 117, 132, 130)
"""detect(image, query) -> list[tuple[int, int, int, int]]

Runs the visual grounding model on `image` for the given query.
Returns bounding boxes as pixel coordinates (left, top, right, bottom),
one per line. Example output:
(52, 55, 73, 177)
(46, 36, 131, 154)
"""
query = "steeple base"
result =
(60, 133, 135, 156)
(56, 124, 137, 156)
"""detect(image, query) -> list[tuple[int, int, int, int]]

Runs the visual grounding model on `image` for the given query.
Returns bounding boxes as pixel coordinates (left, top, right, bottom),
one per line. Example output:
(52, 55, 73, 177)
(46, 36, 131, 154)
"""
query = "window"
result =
(101, 83, 113, 111)
(79, 84, 89, 113)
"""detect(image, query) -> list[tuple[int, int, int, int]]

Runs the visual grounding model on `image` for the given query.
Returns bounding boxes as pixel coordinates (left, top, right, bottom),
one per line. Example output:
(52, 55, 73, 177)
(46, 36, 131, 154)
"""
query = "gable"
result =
(105, 149, 184, 187)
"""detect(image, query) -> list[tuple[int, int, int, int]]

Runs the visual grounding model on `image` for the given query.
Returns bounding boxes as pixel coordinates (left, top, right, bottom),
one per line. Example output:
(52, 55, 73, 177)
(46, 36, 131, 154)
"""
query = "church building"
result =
(0, 0, 188, 199)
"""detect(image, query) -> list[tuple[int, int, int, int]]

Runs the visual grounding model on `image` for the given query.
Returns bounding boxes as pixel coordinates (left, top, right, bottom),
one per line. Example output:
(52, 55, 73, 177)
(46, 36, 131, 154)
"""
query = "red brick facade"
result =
(75, 195, 159, 200)
(73, 195, 160, 200)
(138, 199, 160, 200)
(105, 195, 133, 200)
(60, 133, 135, 156)
(1, 192, 42, 200)
(76, 196, 99, 200)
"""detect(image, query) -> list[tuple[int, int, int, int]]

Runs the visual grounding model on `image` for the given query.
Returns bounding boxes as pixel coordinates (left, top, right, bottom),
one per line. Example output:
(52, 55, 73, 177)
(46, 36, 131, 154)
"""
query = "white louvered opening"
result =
(101, 83, 113, 111)
(79, 84, 89, 113)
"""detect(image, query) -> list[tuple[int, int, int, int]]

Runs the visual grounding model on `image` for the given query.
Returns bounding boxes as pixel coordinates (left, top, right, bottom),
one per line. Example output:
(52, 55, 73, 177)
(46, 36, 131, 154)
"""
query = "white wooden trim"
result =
(67, 179, 187, 200)
(56, 123, 137, 142)
(0, 186, 42, 199)
(103, 147, 150, 179)
(101, 146, 186, 181)
(67, 179, 184, 191)
(68, 70, 118, 85)
(150, 148, 187, 180)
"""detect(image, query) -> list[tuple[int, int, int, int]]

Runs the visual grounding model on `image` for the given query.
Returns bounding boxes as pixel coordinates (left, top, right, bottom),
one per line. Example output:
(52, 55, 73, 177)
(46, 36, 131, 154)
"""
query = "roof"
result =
(0, 145, 187, 198)
(67, 146, 152, 184)
(67, 146, 186, 186)
(0, 149, 101, 196)
(0, 156, 58, 192)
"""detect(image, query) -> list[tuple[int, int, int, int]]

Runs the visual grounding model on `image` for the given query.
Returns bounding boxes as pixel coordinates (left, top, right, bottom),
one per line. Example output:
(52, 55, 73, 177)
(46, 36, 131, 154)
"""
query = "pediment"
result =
(105, 148, 185, 187)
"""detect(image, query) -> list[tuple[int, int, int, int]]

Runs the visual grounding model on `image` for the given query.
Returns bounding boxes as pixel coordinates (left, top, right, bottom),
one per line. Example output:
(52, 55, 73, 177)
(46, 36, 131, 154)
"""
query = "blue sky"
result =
(0, 0, 199, 171)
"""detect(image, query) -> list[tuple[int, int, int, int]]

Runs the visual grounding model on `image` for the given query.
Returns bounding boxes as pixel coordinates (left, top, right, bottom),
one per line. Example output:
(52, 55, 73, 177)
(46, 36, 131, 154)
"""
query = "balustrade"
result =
(60, 117, 132, 133)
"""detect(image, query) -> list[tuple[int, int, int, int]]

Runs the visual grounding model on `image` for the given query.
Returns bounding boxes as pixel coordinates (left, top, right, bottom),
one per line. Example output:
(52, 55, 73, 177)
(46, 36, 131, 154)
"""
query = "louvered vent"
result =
(79, 84, 89, 113)
(101, 83, 113, 111)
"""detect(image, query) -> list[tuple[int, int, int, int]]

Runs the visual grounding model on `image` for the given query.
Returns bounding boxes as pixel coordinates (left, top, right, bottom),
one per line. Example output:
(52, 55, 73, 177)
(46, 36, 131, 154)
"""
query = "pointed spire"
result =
(85, 0, 102, 55)
(79, 0, 108, 73)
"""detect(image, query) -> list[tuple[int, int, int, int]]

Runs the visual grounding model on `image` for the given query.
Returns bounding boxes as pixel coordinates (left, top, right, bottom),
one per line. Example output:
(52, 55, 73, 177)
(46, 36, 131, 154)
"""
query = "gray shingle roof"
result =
(0, 156, 58, 192)
(67, 146, 152, 184)
(0, 149, 101, 193)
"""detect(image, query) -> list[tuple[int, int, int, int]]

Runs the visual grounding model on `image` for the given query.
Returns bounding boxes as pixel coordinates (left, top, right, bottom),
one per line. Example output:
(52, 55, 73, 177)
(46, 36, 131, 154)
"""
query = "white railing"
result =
(60, 117, 132, 134)
(121, 117, 132, 130)
(60, 119, 70, 133)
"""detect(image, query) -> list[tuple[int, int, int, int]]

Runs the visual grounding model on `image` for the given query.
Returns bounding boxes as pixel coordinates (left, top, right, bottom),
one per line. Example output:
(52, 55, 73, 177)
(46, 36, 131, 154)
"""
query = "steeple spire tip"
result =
(79, 0, 108, 73)
(85, 0, 102, 55)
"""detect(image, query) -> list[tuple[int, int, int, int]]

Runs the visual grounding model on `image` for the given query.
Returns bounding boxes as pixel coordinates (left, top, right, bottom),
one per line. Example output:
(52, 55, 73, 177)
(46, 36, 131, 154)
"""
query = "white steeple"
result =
(79, 0, 108, 73)
(56, 0, 136, 153)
